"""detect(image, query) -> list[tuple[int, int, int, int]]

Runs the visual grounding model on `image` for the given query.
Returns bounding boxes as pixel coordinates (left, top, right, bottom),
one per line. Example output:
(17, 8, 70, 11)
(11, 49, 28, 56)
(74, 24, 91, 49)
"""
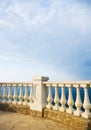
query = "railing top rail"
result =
(43, 81, 91, 86)
(0, 82, 34, 86)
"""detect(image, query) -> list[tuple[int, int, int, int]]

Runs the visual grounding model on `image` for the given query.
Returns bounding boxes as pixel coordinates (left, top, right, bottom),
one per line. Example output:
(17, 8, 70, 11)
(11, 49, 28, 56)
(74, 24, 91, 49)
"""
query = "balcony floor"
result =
(0, 111, 68, 130)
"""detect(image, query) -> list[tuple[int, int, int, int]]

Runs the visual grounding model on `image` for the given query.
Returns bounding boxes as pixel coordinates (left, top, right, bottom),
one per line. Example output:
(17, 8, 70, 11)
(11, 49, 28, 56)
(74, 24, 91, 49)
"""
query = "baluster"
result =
(7, 84, 12, 104)
(23, 84, 28, 106)
(82, 84, 91, 119)
(66, 84, 74, 114)
(59, 84, 66, 112)
(46, 84, 53, 109)
(0, 84, 2, 101)
(74, 84, 82, 116)
(18, 84, 23, 105)
(2, 84, 7, 103)
(28, 85, 33, 106)
(13, 84, 18, 104)
(53, 84, 59, 110)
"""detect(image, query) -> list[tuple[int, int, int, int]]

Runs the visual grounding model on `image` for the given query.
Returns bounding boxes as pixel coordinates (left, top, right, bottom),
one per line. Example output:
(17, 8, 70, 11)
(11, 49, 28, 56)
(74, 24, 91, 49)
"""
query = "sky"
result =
(0, 0, 91, 82)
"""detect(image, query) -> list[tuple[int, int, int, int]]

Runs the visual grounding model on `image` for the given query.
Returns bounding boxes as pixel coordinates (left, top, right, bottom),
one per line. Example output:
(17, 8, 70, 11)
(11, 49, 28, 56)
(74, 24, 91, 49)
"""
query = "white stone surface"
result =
(59, 85, 66, 112)
(66, 85, 74, 114)
(30, 76, 49, 112)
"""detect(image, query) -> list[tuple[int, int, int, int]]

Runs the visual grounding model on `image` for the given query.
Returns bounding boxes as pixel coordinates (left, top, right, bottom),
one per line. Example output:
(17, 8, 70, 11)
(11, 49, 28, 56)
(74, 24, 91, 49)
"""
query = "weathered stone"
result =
(44, 109, 91, 130)
(29, 109, 43, 117)
(0, 102, 43, 117)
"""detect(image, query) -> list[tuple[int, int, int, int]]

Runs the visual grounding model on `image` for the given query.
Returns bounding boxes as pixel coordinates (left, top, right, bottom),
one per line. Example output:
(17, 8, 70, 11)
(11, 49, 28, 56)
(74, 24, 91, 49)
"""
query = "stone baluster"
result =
(46, 84, 53, 109)
(29, 85, 33, 105)
(18, 84, 23, 105)
(74, 84, 82, 116)
(0, 84, 2, 101)
(23, 84, 28, 106)
(7, 84, 12, 104)
(2, 84, 7, 103)
(59, 84, 66, 112)
(81, 84, 91, 119)
(13, 84, 18, 104)
(66, 84, 74, 114)
(53, 84, 59, 110)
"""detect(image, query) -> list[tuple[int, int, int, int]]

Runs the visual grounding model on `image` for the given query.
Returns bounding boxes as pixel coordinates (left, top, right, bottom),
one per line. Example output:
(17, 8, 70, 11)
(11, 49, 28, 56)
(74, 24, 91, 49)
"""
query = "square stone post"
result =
(30, 76, 49, 112)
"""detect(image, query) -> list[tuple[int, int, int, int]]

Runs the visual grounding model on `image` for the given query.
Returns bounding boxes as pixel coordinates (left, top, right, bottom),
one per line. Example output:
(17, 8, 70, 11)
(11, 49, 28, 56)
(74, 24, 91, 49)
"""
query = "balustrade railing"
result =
(0, 82, 34, 106)
(44, 81, 91, 119)
(0, 77, 91, 119)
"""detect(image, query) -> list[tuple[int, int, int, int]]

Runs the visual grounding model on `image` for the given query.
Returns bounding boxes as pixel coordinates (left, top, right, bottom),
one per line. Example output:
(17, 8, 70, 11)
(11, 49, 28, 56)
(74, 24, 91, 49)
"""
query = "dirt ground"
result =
(0, 111, 68, 130)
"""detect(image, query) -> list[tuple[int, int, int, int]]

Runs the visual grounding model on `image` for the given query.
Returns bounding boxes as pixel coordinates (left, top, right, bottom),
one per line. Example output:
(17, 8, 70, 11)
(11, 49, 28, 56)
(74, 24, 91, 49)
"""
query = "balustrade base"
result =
(12, 101, 18, 105)
(82, 112, 91, 119)
(30, 102, 45, 112)
(2, 100, 7, 104)
(18, 101, 23, 105)
(66, 108, 74, 114)
(44, 109, 91, 130)
(23, 102, 28, 106)
(59, 106, 66, 112)
(53, 105, 59, 111)
(46, 104, 53, 109)
(74, 110, 82, 116)
(7, 100, 12, 104)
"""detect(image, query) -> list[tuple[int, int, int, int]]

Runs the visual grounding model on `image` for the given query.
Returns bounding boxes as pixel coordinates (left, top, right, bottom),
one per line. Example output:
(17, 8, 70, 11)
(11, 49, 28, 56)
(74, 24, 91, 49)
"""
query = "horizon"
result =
(0, 0, 91, 82)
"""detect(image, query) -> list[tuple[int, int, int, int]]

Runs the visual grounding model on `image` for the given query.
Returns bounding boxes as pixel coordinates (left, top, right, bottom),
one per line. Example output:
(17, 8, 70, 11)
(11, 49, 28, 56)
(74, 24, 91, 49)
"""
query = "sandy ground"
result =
(0, 111, 68, 130)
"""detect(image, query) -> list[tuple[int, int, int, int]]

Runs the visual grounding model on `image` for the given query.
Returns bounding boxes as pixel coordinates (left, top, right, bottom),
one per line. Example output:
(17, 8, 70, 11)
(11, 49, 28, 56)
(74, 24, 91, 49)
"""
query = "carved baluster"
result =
(13, 84, 18, 104)
(7, 84, 12, 104)
(18, 84, 23, 105)
(74, 84, 82, 116)
(46, 84, 53, 109)
(2, 84, 7, 103)
(82, 84, 91, 119)
(23, 84, 28, 106)
(66, 84, 74, 114)
(0, 84, 2, 101)
(53, 84, 59, 110)
(59, 84, 66, 112)
(28, 85, 33, 106)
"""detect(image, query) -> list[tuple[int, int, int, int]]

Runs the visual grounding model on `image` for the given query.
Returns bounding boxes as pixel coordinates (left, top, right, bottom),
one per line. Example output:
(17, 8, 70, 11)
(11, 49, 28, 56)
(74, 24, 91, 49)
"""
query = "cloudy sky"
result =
(0, 0, 91, 82)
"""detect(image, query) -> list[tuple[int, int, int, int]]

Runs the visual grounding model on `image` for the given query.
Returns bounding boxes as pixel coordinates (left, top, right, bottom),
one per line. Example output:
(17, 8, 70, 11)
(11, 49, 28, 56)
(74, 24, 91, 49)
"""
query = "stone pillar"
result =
(30, 76, 49, 112)
(66, 84, 74, 114)
(74, 84, 82, 116)
(82, 84, 91, 119)
(7, 84, 12, 104)
(46, 84, 53, 109)
(0, 84, 2, 100)
(13, 84, 18, 104)
(18, 84, 23, 105)
(23, 84, 28, 106)
(59, 84, 66, 112)
(28, 85, 34, 106)
(2, 84, 7, 103)
(53, 84, 59, 110)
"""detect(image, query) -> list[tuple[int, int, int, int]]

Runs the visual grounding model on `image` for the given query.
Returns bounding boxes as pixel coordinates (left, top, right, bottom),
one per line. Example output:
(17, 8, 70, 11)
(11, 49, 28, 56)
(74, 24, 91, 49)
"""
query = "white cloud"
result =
(0, 0, 91, 33)
(0, 53, 32, 62)
(0, 0, 91, 81)
(0, 19, 14, 28)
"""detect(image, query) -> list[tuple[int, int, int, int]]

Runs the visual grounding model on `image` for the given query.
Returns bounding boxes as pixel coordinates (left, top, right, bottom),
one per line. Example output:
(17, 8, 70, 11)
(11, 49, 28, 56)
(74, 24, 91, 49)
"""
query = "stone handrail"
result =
(0, 77, 91, 119)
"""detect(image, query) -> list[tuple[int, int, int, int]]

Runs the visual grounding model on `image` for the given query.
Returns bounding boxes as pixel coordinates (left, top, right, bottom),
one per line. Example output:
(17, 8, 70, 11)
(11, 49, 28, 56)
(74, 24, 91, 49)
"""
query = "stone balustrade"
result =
(0, 82, 34, 106)
(44, 81, 91, 119)
(0, 77, 91, 120)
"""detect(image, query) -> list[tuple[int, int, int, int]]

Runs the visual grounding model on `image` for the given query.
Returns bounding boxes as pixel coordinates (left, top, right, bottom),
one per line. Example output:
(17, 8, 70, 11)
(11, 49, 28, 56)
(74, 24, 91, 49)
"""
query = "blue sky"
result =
(0, 0, 91, 81)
